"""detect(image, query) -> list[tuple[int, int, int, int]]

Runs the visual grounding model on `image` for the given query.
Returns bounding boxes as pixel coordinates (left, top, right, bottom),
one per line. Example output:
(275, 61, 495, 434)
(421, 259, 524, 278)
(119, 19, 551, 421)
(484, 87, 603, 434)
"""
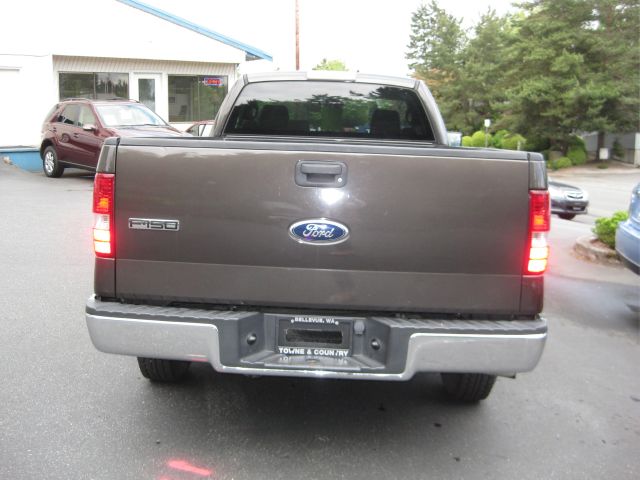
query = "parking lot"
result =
(1, 163, 639, 480)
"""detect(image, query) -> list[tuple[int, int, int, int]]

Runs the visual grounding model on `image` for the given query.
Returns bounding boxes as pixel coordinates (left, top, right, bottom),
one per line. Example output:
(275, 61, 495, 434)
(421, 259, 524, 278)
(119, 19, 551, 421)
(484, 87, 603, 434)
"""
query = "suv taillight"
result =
(93, 173, 115, 258)
(526, 190, 550, 274)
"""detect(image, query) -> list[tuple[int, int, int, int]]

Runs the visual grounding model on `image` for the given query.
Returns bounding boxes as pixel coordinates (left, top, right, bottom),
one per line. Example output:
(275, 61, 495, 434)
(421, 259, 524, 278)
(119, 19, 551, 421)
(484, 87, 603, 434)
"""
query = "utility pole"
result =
(295, 0, 300, 70)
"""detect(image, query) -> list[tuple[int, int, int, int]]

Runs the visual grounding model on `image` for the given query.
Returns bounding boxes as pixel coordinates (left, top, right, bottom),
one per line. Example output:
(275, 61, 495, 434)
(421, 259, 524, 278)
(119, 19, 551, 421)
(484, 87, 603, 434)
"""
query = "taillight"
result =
(93, 173, 115, 258)
(526, 190, 550, 274)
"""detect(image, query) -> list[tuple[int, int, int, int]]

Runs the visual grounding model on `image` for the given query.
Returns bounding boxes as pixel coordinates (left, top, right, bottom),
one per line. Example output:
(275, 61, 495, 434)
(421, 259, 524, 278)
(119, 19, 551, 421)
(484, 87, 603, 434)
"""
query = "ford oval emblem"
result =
(289, 219, 350, 245)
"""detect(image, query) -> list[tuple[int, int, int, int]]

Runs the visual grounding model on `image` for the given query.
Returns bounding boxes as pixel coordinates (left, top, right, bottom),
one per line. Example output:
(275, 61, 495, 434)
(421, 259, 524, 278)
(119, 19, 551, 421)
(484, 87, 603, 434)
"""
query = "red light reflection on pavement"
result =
(167, 459, 214, 477)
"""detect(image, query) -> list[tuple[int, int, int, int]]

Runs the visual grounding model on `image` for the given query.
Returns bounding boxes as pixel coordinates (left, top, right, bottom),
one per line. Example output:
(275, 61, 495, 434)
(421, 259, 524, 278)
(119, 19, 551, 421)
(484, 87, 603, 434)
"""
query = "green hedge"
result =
(462, 135, 473, 147)
(567, 135, 586, 151)
(550, 156, 572, 170)
(492, 130, 510, 149)
(502, 134, 526, 151)
(593, 211, 629, 249)
(567, 146, 587, 165)
(470, 130, 492, 147)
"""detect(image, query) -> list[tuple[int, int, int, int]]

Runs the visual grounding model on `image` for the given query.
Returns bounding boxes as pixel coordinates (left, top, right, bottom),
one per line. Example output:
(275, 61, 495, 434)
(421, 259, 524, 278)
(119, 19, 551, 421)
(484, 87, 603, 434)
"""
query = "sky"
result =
(147, 0, 515, 76)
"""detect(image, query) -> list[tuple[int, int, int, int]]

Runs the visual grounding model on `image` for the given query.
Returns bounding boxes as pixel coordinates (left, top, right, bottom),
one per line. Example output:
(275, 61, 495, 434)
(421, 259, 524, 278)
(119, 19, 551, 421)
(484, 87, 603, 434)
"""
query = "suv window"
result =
(78, 105, 97, 127)
(225, 81, 434, 141)
(57, 104, 79, 126)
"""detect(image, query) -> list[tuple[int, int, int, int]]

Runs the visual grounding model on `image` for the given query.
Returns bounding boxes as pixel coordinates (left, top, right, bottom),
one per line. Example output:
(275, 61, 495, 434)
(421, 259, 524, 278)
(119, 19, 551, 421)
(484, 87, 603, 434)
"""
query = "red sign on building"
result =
(202, 77, 223, 87)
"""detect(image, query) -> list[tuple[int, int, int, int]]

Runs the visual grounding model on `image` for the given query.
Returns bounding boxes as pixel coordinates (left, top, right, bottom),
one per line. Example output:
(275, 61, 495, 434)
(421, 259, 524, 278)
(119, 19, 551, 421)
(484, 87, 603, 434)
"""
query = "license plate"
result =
(276, 316, 352, 358)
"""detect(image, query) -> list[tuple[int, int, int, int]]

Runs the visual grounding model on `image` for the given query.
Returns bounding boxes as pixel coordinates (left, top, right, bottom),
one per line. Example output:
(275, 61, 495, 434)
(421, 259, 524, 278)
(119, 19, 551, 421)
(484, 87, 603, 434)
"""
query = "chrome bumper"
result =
(86, 297, 547, 380)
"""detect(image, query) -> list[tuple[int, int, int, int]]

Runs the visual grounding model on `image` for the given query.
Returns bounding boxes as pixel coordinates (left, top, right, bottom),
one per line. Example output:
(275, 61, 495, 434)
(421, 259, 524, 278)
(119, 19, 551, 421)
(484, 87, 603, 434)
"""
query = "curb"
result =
(573, 235, 620, 265)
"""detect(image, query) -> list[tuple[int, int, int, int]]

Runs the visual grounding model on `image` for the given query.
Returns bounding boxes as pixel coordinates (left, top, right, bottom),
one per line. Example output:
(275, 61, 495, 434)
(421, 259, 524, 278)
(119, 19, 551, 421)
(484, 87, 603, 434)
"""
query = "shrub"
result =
(502, 134, 527, 151)
(526, 135, 551, 152)
(462, 135, 473, 147)
(567, 146, 587, 165)
(567, 135, 586, 151)
(593, 211, 629, 249)
(551, 157, 572, 170)
(470, 130, 492, 148)
(492, 130, 510, 149)
(612, 139, 624, 160)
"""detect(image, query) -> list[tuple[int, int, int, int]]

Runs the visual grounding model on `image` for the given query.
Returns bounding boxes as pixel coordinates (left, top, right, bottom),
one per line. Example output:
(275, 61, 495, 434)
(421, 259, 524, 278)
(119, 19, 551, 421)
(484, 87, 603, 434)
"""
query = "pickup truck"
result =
(86, 72, 549, 402)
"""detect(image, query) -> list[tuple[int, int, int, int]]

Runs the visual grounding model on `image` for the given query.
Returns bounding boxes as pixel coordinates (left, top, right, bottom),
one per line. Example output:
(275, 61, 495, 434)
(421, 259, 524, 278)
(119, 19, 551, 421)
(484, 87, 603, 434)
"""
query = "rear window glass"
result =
(224, 81, 434, 141)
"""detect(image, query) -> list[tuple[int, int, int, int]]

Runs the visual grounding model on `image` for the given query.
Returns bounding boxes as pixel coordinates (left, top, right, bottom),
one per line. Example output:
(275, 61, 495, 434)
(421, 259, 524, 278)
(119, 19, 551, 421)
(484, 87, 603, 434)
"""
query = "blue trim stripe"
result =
(116, 0, 273, 61)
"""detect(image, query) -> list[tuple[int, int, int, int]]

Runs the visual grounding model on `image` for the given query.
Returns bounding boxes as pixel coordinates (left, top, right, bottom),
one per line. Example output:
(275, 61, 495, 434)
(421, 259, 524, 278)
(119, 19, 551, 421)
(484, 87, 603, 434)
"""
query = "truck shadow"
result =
(135, 364, 492, 477)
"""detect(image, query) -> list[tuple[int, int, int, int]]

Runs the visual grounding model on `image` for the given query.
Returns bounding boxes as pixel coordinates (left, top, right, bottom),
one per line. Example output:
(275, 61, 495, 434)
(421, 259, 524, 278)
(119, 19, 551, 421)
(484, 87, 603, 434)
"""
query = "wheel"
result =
(137, 357, 190, 382)
(42, 146, 64, 178)
(558, 213, 576, 220)
(441, 373, 497, 402)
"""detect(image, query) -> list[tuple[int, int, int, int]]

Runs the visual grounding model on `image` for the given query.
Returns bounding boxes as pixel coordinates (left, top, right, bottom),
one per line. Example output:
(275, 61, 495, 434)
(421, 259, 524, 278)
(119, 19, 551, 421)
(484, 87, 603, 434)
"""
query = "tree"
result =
(406, 1, 466, 129)
(406, 0, 639, 152)
(503, 0, 596, 151)
(504, 0, 639, 153)
(454, 10, 516, 133)
(313, 59, 347, 71)
(582, 0, 640, 158)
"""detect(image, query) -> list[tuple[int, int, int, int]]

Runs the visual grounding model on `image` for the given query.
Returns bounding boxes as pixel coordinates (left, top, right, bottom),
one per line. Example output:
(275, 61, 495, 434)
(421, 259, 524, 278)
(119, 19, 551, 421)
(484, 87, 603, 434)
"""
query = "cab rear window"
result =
(224, 81, 434, 141)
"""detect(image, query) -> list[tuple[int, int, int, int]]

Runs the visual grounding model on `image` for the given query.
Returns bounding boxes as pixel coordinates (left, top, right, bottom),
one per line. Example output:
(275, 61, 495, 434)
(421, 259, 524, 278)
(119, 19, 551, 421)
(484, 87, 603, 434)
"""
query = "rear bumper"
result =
(85, 296, 547, 380)
(550, 198, 588, 215)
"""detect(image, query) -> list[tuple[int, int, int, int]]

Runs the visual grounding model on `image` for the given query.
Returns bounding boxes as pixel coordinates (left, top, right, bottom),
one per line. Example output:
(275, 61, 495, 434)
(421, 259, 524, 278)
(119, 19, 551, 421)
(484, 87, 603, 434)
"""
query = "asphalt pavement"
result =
(1, 163, 638, 480)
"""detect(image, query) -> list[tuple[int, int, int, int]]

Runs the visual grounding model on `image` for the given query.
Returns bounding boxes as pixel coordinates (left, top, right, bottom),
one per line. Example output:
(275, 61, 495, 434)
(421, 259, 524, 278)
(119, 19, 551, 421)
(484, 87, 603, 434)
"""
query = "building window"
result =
(168, 75, 228, 122)
(59, 72, 129, 100)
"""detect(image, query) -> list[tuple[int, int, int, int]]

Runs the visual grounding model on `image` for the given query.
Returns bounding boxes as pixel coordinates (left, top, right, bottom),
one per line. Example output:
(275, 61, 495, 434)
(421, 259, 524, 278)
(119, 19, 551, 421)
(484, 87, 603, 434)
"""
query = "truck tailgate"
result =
(113, 140, 530, 314)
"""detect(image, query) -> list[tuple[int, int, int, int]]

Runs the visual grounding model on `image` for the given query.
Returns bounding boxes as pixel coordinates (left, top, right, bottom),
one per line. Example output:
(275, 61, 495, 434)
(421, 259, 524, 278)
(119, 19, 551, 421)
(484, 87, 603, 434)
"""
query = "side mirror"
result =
(83, 124, 97, 131)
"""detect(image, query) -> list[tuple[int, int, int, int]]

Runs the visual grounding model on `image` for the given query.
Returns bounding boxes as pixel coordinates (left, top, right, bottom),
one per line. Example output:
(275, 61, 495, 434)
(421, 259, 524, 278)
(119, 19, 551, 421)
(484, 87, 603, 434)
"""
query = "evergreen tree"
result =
(406, 1, 466, 128)
(583, 0, 640, 156)
(504, 0, 595, 151)
(456, 10, 516, 133)
(406, 0, 639, 150)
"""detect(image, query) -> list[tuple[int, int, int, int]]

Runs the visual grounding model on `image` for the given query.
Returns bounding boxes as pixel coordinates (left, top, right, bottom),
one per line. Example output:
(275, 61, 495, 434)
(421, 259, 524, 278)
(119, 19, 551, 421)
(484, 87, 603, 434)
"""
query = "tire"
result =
(441, 373, 497, 402)
(42, 146, 65, 178)
(558, 213, 576, 220)
(137, 357, 190, 382)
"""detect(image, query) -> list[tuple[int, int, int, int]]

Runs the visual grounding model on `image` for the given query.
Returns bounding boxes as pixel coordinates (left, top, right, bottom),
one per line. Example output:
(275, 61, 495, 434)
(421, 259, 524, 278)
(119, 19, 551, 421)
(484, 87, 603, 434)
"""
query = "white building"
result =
(0, 0, 272, 147)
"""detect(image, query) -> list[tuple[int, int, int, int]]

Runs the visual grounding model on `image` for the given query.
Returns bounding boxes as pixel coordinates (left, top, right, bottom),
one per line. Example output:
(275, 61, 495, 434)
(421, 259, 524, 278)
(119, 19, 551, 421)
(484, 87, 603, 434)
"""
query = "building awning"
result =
(116, 0, 272, 62)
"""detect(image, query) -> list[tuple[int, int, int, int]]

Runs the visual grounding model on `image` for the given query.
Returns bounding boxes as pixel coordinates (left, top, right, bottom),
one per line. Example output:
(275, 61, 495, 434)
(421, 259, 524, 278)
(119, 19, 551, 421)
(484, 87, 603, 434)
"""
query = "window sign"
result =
(202, 77, 224, 87)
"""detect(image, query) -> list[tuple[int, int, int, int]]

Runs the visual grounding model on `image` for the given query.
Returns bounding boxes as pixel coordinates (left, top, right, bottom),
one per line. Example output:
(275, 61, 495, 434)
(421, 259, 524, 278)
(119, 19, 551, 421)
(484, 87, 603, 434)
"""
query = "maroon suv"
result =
(40, 99, 187, 177)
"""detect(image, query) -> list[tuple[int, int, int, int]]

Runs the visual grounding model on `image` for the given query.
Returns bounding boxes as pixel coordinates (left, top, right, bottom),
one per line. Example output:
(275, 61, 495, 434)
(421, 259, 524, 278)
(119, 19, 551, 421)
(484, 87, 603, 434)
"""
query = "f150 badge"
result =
(289, 219, 349, 245)
(129, 218, 180, 231)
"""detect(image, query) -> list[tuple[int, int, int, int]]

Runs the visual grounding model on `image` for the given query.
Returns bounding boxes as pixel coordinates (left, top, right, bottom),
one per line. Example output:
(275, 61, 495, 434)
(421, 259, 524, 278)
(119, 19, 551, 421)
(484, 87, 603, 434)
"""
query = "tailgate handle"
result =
(295, 161, 347, 187)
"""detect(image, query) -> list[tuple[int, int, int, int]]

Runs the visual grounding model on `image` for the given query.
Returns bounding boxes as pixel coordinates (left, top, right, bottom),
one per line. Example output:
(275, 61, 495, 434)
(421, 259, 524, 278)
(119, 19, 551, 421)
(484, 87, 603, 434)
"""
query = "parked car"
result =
(185, 120, 215, 137)
(548, 180, 589, 220)
(616, 183, 640, 274)
(40, 98, 188, 177)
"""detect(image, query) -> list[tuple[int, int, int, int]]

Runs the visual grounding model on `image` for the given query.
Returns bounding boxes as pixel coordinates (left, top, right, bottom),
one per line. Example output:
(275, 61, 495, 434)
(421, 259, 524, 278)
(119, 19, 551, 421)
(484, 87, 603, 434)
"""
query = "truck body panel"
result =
(111, 140, 529, 313)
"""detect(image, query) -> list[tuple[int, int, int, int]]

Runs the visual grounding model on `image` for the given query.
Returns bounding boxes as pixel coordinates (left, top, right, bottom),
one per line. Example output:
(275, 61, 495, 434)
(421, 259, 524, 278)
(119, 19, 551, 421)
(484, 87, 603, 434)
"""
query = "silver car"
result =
(549, 181, 589, 220)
